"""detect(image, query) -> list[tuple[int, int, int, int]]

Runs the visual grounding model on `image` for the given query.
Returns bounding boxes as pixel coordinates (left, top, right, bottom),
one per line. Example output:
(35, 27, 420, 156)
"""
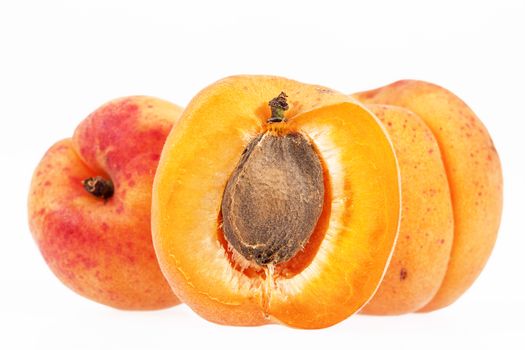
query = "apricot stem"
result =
(82, 176, 114, 200)
(267, 92, 289, 123)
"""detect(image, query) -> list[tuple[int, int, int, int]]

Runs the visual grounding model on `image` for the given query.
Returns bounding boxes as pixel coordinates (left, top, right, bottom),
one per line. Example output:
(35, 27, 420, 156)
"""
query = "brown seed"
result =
(221, 132, 324, 266)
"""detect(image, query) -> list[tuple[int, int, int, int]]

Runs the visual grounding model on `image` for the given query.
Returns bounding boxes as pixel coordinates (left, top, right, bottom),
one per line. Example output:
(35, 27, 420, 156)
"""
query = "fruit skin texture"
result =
(28, 96, 182, 310)
(360, 104, 454, 315)
(354, 80, 503, 312)
(152, 75, 401, 328)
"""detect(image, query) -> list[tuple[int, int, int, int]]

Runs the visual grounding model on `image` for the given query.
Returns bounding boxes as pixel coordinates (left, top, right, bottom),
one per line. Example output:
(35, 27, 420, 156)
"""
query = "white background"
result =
(1, 1, 524, 349)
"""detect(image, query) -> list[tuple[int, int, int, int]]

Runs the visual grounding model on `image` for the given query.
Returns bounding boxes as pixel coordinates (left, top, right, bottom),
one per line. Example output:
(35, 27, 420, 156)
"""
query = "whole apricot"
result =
(359, 104, 454, 315)
(354, 80, 503, 312)
(28, 96, 182, 310)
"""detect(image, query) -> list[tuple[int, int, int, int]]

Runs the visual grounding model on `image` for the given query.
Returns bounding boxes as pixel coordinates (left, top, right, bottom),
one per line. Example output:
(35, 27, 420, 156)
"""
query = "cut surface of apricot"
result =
(152, 76, 401, 328)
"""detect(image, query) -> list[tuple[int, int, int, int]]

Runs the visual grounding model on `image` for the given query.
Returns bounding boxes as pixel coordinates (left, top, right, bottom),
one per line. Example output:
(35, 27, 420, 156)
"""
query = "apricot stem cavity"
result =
(82, 176, 114, 200)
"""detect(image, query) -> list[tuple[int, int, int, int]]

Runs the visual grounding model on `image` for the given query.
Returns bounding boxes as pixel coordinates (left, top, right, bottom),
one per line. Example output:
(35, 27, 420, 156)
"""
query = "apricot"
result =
(354, 80, 503, 312)
(152, 76, 401, 328)
(359, 104, 454, 315)
(28, 96, 182, 310)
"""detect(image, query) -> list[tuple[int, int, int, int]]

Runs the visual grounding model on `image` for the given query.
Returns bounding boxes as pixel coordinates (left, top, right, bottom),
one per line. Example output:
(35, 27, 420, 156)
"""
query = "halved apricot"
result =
(152, 76, 401, 329)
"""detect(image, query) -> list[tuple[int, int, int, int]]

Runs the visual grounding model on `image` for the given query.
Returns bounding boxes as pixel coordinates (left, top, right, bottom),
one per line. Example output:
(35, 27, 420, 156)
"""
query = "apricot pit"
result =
(222, 95, 324, 266)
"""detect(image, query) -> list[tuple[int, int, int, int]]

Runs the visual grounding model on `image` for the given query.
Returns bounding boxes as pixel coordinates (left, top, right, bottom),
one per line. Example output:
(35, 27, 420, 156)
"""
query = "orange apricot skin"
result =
(359, 104, 453, 315)
(28, 96, 182, 310)
(354, 81, 503, 312)
(152, 75, 401, 328)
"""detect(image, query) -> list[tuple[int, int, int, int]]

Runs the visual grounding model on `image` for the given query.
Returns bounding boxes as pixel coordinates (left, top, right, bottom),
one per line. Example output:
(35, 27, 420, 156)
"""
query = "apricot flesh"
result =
(152, 76, 401, 328)
(28, 96, 182, 310)
(354, 80, 503, 312)
(359, 104, 454, 315)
